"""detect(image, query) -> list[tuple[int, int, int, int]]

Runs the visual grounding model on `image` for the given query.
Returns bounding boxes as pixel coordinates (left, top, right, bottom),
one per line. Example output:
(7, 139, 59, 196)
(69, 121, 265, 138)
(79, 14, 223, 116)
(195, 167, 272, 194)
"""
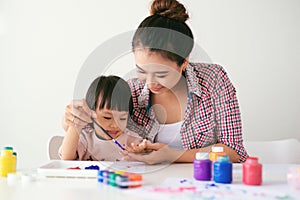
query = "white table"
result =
(0, 161, 299, 200)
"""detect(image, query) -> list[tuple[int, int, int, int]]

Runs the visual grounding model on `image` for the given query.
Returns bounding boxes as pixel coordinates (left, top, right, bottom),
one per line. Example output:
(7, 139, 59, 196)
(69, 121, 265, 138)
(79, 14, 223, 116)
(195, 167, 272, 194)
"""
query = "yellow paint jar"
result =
(0, 147, 17, 177)
(209, 146, 226, 162)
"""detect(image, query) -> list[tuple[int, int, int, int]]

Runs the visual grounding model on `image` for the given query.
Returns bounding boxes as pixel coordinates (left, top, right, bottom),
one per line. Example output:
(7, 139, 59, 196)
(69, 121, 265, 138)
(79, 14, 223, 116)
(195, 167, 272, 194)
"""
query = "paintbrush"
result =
(91, 118, 125, 151)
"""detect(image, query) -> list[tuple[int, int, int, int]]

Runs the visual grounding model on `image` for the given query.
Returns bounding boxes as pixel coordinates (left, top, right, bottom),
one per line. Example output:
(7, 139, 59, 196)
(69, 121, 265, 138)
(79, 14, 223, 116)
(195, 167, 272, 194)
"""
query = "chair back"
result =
(244, 138, 300, 164)
(48, 135, 64, 160)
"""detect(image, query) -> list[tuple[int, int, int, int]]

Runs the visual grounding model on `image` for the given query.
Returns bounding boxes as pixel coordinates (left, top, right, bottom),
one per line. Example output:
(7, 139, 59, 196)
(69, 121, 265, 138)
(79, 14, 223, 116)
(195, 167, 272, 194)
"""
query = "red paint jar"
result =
(242, 157, 262, 185)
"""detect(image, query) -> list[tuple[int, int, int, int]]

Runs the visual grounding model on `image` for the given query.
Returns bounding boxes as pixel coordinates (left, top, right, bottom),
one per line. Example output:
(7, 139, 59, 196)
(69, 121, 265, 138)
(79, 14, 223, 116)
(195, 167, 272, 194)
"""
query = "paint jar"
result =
(209, 146, 226, 162)
(242, 157, 262, 185)
(98, 170, 143, 188)
(213, 155, 232, 184)
(109, 172, 118, 187)
(127, 173, 143, 188)
(0, 146, 17, 177)
(116, 174, 129, 188)
(98, 170, 110, 184)
(193, 152, 212, 181)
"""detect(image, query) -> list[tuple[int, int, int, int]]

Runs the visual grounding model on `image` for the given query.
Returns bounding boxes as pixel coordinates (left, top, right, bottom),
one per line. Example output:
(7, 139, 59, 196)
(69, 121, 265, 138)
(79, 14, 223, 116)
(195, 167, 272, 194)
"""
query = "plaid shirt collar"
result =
(137, 63, 202, 110)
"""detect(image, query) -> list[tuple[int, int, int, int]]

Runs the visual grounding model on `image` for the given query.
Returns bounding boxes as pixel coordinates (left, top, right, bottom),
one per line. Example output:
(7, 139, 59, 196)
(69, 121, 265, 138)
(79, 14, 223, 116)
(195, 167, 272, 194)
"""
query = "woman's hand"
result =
(62, 99, 97, 131)
(122, 143, 183, 165)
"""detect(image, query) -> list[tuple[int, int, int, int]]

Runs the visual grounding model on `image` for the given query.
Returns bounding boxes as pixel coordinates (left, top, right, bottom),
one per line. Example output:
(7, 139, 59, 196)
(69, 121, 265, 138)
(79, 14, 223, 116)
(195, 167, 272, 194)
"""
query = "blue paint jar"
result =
(213, 155, 232, 184)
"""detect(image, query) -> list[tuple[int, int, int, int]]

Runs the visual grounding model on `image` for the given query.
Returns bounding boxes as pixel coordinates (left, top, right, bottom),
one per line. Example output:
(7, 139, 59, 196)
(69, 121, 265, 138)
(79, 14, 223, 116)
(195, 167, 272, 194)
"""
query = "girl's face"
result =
(94, 106, 128, 140)
(134, 50, 186, 95)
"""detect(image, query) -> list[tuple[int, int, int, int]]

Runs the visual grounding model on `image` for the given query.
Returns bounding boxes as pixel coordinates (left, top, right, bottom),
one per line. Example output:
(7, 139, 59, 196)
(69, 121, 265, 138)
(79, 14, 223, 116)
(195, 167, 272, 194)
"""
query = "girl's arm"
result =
(60, 126, 79, 160)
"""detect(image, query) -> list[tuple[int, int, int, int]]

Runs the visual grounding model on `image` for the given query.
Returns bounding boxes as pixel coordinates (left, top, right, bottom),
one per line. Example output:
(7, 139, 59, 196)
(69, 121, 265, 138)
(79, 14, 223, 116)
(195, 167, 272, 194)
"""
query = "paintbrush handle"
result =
(92, 118, 125, 151)
(113, 139, 125, 151)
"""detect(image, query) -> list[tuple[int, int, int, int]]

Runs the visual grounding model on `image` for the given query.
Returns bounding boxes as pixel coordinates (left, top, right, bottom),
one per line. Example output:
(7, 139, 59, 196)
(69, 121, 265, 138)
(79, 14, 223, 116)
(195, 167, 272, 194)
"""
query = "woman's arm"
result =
(175, 143, 240, 163)
(124, 142, 240, 164)
(60, 126, 80, 160)
(212, 66, 248, 162)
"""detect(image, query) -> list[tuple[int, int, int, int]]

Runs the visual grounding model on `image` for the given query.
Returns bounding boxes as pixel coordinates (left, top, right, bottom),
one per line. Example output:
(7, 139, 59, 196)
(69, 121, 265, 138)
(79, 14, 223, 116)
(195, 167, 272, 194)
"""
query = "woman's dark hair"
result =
(132, 0, 194, 67)
(86, 75, 133, 116)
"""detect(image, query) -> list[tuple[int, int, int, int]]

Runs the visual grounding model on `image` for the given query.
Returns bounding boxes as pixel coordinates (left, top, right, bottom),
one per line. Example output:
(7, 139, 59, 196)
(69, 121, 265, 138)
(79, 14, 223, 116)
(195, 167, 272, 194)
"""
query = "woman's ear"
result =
(182, 58, 189, 71)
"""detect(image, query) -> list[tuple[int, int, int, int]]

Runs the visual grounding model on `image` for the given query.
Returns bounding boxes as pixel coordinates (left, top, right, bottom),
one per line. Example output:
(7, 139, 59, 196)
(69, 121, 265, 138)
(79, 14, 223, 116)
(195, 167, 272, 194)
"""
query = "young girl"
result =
(60, 75, 145, 161)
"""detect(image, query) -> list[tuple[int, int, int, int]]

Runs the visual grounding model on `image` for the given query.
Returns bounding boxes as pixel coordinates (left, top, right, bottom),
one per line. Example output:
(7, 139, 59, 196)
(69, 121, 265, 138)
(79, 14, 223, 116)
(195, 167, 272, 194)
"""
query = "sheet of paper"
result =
(125, 177, 296, 200)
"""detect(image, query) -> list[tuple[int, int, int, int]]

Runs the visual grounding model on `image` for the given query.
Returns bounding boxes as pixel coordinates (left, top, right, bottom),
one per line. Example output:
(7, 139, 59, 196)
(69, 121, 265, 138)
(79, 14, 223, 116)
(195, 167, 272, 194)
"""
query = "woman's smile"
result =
(149, 86, 163, 93)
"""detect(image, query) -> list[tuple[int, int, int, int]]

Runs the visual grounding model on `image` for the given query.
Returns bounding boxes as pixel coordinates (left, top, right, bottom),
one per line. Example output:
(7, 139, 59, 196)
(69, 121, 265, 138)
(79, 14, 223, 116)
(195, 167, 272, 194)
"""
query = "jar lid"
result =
(246, 157, 259, 163)
(217, 155, 230, 162)
(4, 146, 13, 150)
(195, 152, 209, 160)
(211, 146, 224, 152)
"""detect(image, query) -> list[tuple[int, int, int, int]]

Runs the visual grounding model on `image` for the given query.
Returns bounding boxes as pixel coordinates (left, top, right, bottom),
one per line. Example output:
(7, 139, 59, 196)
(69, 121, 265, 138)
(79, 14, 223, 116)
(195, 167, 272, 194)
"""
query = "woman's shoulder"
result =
(189, 62, 230, 85)
(187, 62, 233, 95)
(189, 62, 227, 78)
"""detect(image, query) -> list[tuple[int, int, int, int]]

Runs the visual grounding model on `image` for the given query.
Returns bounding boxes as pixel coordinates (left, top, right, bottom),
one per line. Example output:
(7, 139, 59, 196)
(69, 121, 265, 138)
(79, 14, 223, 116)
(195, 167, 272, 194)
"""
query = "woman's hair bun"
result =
(150, 0, 189, 22)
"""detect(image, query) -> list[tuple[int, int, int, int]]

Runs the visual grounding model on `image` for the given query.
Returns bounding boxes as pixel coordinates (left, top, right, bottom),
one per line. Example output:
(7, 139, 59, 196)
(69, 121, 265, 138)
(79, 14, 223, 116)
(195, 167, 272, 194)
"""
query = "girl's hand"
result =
(125, 139, 148, 153)
(122, 144, 183, 165)
(124, 140, 166, 153)
(62, 99, 97, 131)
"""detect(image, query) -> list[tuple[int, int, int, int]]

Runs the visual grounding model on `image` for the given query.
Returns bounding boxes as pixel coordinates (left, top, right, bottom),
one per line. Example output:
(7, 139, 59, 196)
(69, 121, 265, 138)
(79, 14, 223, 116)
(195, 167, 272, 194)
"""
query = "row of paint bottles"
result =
(194, 152, 232, 183)
(0, 146, 17, 177)
(194, 149, 262, 185)
(194, 147, 231, 183)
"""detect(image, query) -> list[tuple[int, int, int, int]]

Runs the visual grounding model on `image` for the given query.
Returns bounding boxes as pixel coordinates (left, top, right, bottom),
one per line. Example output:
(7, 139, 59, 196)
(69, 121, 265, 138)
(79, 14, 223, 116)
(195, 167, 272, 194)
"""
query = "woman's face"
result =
(94, 105, 128, 139)
(134, 50, 186, 94)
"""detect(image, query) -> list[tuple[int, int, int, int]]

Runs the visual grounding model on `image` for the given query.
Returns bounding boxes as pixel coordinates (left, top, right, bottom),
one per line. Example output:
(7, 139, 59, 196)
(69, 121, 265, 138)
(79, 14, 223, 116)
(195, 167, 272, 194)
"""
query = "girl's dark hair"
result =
(132, 0, 194, 66)
(86, 76, 133, 116)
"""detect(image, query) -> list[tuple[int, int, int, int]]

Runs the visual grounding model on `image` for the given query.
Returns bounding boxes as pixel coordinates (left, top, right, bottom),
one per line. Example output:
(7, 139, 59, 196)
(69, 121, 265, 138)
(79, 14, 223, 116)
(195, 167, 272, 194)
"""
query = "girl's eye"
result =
(156, 75, 166, 78)
(103, 117, 111, 120)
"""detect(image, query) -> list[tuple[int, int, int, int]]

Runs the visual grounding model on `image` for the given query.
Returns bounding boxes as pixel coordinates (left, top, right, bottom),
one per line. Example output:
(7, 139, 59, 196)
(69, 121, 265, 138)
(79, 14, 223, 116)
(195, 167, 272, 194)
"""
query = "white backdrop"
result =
(1, 0, 299, 169)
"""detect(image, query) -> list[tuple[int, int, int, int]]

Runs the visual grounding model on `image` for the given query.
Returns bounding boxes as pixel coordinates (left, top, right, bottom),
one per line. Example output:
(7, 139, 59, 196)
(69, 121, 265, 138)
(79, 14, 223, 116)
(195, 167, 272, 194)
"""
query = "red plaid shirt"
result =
(127, 62, 248, 162)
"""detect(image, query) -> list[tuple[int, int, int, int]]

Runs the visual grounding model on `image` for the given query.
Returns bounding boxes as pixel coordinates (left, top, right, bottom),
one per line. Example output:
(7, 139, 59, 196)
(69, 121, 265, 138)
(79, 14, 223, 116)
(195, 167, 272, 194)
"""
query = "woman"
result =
(62, 0, 248, 164)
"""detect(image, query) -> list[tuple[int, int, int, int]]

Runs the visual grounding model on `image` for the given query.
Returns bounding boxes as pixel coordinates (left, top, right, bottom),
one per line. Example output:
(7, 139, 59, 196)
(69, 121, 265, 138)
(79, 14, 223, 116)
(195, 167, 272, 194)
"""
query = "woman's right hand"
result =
(62, 99, 97, 132)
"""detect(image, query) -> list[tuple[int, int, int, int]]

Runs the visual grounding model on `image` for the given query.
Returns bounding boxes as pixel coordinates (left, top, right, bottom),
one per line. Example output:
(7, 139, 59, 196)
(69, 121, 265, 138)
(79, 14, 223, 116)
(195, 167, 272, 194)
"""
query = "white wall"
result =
(1, 0, 299, 169)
